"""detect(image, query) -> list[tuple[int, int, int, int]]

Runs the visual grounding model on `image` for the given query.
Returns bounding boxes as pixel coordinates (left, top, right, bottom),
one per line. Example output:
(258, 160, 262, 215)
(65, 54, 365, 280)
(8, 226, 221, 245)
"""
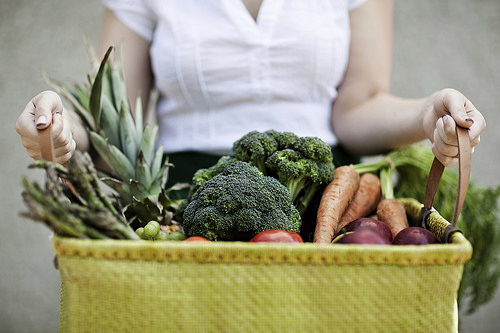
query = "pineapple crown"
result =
(47, 46, 182, 227)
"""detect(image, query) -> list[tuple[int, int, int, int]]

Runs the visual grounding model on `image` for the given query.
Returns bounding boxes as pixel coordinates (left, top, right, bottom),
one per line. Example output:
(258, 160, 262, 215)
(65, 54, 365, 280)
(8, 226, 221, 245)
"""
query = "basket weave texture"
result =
(53, 199, 472, 333)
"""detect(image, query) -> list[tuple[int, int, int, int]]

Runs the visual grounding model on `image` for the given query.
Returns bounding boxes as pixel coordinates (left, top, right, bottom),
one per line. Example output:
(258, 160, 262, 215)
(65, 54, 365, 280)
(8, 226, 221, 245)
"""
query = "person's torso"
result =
(148, 0, 353, 153)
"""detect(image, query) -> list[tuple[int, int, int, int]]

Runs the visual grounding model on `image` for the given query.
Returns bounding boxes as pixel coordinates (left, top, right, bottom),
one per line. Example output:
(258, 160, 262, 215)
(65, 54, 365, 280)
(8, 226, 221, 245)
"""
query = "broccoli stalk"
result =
(265, 150, 308, 200)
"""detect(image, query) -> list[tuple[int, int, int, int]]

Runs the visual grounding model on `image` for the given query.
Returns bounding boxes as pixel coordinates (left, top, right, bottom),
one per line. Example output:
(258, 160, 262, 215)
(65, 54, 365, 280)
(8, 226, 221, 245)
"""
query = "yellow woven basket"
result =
(52, 198, 472, 333)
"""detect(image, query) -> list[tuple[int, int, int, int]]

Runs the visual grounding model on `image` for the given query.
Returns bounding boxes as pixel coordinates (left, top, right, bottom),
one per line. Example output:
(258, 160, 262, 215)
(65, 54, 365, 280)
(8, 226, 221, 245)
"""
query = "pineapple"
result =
(47, 46, 186, 229)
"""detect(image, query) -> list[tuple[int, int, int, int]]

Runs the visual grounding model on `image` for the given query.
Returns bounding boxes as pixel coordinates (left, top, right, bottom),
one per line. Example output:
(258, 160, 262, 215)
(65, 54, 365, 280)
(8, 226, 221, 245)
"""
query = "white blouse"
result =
(102, 0, 367, 154)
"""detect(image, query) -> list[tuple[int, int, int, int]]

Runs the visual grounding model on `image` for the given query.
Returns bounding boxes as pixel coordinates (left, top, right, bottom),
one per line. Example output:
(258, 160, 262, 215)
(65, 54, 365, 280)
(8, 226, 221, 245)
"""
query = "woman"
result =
(15, 0, 485, 185)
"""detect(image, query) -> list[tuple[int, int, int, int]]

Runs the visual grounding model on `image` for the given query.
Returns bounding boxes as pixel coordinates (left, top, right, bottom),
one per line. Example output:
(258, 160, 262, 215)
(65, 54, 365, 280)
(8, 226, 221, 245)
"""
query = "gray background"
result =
(1, 0, 499, 332)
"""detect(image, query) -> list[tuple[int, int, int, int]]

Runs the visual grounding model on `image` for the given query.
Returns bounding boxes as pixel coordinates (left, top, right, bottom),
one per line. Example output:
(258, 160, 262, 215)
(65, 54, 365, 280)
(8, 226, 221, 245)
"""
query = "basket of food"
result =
(28, 142, 472, 333)
(21, 47, 497, 332)
(50, 211, 471, 333)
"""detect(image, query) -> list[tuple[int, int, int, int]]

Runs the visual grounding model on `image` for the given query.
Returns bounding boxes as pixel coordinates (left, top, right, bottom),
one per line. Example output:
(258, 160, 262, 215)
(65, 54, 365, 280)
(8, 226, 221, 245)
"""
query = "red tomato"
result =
(183, 236, 211, 242)
(249, 230, 303, 243)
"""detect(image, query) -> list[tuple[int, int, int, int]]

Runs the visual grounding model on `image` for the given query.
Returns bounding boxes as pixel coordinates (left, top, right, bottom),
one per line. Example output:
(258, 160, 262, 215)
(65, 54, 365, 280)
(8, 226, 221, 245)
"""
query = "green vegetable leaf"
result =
(89, 46, 113, 128)
(89, 131, 135, 181)
(99, 95, 120, 147)
(119, 102, 139, 163)
(140, 125, 158, 165)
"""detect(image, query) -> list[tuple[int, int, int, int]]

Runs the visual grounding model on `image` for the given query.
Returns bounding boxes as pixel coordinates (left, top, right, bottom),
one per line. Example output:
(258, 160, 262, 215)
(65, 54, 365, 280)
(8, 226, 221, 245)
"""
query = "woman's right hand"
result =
(16, 90, 76, 165)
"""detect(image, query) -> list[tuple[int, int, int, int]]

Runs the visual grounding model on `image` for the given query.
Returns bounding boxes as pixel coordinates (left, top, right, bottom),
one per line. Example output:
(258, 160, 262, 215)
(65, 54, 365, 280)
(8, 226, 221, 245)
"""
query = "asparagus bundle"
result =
(21, 151, 138, 240)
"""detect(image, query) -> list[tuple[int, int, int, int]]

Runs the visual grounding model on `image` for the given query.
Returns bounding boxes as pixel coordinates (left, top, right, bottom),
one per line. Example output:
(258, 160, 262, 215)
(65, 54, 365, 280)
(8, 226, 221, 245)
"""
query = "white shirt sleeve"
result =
(348, 0, 368, 11)
(101, 0, 157, 42)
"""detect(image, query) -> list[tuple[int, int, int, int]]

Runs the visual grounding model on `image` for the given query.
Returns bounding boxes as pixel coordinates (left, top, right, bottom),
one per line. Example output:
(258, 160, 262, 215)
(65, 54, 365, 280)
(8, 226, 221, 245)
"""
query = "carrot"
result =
(335, 172, 382, 235)
(314, 165, 360, 244)
(376, 198, 409, 239)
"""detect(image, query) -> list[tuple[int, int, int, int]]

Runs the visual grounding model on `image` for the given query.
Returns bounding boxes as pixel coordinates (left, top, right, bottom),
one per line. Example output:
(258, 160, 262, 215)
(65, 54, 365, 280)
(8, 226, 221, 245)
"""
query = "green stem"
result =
(352, 159, 390, 174)
(379, 166, 395, 200)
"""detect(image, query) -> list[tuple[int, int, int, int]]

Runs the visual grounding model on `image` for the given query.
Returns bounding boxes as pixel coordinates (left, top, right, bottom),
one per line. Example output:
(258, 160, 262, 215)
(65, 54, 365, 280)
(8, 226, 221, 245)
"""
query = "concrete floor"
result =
(1, 0, 499, 332)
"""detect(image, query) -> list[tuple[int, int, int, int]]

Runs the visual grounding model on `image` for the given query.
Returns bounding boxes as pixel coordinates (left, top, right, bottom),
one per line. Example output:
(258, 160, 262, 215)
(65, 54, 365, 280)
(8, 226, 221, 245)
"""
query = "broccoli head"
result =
(232, 130, 335, 217)
(182, 161, 301, 241)
(176, 155, 237, 221)
(232, 130, 278, 174)
(188, 155, 238, 196)
(294, 136, 334, 163)
(264, 130, 300, 151)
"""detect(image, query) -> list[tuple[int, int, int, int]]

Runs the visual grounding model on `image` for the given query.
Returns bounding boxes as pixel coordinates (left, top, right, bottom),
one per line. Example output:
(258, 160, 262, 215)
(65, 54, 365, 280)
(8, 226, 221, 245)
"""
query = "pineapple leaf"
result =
(102, 64, 114, 109)
(98, 176, 132, 203)
(126, 196, 163, 227)
(100, 95, 120, 147)
(72, 84, 90, 111)
(89, 46, 113, 128)
(119, 102, 139, 163)
(150, 146, 166, 181)
(111, 65, 128, 113)
(134, 160, 153, 198)
(89, 132, 135, 181)
(140, 125, 158, 164)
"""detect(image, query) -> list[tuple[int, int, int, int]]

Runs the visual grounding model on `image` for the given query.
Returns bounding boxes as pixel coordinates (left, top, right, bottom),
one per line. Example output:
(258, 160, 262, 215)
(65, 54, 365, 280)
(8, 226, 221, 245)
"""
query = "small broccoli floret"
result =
(232, 130, 278, 174)
(265, 147, 334, 216)
(176, 156, 237, 222)
(182, 161, 301, 241)
(265, 149, 310, 201)
(294, 136, 334, 163)
(189, 155, 238, 193)
(265, 130, 300, 151)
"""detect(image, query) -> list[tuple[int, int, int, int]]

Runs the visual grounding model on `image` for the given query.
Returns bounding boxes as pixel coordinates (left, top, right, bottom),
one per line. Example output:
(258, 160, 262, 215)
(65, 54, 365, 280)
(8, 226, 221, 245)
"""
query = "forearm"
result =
(332, 92, 433, 156)
(98, 9, 153, 116)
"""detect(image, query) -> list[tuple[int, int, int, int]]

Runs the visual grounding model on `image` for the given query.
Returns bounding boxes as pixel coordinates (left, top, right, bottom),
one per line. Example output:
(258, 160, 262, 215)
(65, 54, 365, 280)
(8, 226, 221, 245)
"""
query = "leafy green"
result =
(394, 152, 500, 314)
(355, 144, 500, 314)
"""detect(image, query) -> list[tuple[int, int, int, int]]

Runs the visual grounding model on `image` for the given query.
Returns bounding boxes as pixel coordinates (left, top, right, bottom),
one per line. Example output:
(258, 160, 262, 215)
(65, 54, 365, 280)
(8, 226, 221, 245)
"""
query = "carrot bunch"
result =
(314, 165, 361, 243)
(313, 162, 408, 244)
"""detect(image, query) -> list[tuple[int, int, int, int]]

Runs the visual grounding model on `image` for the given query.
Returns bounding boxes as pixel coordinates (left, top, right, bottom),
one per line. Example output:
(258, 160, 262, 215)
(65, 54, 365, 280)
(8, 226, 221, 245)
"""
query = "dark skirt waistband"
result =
(164, 145, 360, 190)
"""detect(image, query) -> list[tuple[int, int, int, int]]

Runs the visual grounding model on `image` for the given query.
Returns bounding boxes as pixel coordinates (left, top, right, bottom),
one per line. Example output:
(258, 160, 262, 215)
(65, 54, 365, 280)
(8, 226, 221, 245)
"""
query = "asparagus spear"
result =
(21, 151, 138, 240)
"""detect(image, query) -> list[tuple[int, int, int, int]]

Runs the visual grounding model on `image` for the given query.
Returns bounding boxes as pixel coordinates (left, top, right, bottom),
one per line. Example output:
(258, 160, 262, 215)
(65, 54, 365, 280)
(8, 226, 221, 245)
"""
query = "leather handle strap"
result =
(38, 125, 56, 162)
(38, 124, 79, 198)
(422, 126, 471, 227)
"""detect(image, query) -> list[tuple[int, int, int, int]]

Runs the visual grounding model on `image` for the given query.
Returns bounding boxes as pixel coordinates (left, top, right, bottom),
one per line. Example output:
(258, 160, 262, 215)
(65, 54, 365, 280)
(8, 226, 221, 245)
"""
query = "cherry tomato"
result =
(249, 230, 303, 243)
(183, 236, 211, 242)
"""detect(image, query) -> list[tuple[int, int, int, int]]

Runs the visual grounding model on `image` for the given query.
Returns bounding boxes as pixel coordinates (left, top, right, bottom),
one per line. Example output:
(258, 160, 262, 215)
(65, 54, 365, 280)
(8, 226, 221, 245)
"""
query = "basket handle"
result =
(38, 123, 79, 198)
(420, 125, 471, 240)
(38, 125, 56, 162)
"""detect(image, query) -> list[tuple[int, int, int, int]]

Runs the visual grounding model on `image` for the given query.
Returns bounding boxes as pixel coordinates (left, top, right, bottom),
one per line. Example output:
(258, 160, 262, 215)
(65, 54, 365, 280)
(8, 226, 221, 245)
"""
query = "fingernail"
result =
(36, 115, 48, 128)
(465, 117, 474, 124)
(442, 114, 450, 126)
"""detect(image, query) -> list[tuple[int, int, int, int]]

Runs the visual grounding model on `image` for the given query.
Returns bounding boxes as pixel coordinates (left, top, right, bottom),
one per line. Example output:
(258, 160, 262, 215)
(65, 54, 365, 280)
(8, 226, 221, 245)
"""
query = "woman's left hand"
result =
(423, 88, 485, 167)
